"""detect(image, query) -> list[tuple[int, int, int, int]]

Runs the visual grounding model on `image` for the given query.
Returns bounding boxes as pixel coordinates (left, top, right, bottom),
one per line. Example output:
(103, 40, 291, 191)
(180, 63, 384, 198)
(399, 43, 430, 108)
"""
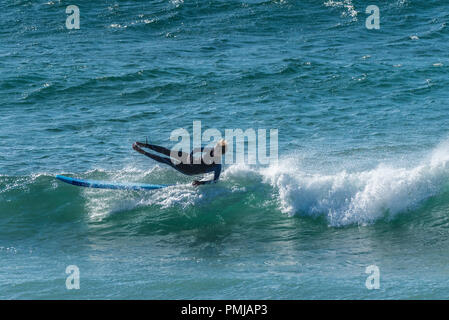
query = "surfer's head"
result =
(215, 139, 228, 155)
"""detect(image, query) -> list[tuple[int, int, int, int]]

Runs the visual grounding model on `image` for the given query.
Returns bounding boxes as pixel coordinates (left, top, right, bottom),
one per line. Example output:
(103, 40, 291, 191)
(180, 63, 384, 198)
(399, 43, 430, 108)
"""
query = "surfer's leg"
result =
(135, 142, 171, 157)
(133, 143, 175, 167)
(135, 141, 190, 163)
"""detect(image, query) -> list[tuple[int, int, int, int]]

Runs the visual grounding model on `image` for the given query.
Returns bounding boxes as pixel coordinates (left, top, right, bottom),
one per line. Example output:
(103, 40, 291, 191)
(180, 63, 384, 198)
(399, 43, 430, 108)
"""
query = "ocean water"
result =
(1, 0, 449, 299)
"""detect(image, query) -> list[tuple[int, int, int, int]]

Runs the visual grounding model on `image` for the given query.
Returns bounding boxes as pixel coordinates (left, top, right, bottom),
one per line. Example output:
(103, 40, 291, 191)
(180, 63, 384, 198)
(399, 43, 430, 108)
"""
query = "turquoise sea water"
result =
(2, 0, 449, 299)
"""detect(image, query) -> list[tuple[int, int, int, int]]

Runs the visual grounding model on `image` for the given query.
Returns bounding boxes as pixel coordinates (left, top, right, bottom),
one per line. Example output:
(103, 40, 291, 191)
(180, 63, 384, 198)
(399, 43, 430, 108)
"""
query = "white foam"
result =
(324, 0, 358, 20)
(259, 142, 449, 226)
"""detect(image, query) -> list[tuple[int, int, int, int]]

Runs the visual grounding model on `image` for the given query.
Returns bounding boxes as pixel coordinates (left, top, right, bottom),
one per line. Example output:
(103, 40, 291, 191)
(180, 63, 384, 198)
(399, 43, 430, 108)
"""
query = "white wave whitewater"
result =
(259, 141, 449, 226)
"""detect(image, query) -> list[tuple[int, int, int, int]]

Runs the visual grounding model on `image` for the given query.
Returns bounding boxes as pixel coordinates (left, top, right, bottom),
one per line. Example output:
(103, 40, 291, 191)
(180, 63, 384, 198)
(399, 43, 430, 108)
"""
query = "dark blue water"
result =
(2, 0, 449, 299)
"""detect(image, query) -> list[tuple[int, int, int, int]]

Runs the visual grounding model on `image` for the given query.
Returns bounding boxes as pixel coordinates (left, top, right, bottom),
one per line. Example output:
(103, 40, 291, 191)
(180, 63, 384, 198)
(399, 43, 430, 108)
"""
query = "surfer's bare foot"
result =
(133, 142, 143, 153)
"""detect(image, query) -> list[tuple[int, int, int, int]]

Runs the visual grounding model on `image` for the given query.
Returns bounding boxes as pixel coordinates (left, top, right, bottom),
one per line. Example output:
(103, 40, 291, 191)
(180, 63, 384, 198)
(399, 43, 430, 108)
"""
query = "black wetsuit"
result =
(133, 142, 221, 183)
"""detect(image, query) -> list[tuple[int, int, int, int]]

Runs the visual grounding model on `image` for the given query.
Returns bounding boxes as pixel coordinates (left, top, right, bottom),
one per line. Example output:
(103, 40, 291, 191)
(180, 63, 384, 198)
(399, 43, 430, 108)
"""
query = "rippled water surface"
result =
(1, 0, 449, 299)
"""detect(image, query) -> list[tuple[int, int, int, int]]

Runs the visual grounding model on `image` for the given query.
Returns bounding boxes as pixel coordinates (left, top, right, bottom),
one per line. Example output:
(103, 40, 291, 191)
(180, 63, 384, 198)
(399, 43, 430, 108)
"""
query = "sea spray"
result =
(261, 142, 449, 226)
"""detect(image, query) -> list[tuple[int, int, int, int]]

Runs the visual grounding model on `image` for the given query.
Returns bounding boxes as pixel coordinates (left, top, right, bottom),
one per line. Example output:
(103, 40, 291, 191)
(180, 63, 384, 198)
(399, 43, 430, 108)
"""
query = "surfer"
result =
(132, 139, 227, 186)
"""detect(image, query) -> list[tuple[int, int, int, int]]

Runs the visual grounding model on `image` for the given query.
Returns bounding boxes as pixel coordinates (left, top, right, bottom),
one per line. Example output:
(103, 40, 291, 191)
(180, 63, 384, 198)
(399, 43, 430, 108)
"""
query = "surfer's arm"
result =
(192, 165, 221, 186)
(192, 179, 215, 186)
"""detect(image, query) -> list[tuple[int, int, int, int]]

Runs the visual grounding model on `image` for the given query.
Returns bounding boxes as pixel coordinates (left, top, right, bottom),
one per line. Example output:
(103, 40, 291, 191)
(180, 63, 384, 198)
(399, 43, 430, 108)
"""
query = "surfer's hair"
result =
(216, 139, 228, 154)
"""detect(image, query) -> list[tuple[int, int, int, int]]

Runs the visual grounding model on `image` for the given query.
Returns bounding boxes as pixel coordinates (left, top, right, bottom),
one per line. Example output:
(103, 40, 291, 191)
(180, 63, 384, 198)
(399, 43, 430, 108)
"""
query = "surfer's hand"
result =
(192, 180, 202, 186)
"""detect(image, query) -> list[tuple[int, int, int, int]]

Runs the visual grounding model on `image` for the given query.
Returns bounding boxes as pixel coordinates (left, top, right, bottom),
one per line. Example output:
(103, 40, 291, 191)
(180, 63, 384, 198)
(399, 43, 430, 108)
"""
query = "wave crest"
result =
(261, 142, 449, 226)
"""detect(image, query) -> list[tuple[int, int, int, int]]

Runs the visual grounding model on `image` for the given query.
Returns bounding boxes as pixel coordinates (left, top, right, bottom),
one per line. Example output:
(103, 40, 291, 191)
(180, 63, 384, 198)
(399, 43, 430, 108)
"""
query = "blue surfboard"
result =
(56, 175, 170, 190)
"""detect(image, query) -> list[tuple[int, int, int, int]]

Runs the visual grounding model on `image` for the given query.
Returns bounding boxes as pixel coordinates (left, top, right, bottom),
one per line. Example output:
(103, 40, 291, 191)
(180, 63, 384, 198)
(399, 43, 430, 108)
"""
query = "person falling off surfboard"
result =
(132, 139, 228, 186)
